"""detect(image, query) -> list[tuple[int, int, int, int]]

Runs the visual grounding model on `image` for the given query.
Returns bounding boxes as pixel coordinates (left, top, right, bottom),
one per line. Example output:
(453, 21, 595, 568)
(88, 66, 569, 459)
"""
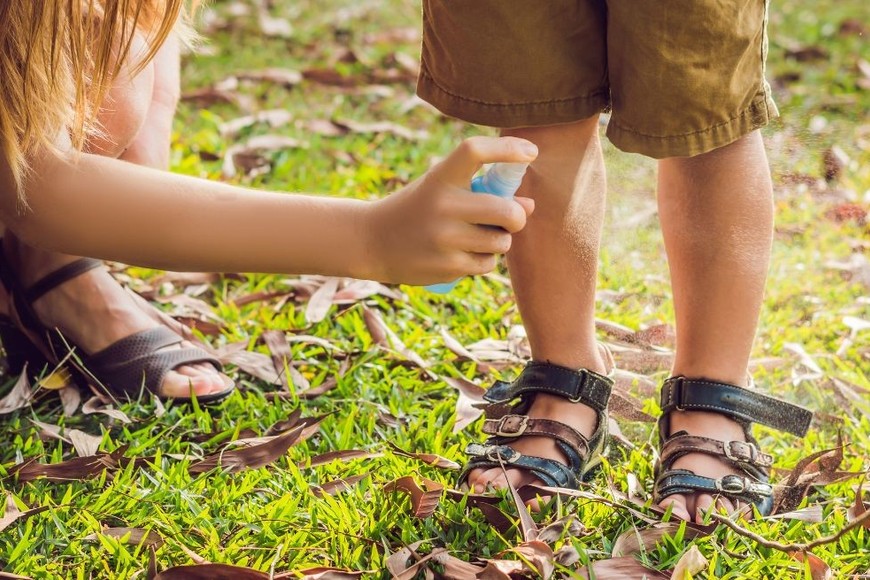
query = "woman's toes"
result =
(659, 494, 692, 522)
(160, 371, 222, 398)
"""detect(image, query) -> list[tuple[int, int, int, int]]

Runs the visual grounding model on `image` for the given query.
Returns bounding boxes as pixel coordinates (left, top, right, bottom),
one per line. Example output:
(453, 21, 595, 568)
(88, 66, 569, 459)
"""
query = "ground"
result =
(0, 0, 868, 578)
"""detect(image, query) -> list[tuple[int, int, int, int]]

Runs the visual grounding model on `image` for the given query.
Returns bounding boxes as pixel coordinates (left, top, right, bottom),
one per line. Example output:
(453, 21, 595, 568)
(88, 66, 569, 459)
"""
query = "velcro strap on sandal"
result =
(482, 415, 591, 461)
(484, 361, 612, 412)
(659, 377, 812, 437)
(659, 434, 773, 469)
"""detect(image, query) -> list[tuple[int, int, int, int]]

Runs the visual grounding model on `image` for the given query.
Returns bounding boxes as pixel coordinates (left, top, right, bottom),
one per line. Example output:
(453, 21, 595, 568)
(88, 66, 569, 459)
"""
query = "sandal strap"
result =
(655, 469, 774, 506)
(25, 259, 104, 303)
(85, 327, 223, 398)
(482, 414, 591, 462)
(659, 434, 772, 469)
(484, 361, 612, 412)
(659, 377, 812, 437)
(463, 443, 581, 488)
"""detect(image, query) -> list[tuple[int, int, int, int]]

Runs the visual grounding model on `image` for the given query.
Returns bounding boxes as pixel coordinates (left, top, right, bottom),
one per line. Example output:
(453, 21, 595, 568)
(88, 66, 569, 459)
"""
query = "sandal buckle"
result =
(724, 440, 756, 463)
(671, 377, 685, 411)
(715, 475, 748, 494)
(485, 446, 520, 464)
(495, 415, 529, 437)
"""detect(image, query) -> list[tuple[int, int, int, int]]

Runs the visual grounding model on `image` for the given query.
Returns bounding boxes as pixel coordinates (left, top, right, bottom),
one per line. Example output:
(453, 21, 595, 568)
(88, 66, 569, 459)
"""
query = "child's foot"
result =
(463, 352, 613, 510)
(657, 410, 748, 523)
(464, 392, 601, 492)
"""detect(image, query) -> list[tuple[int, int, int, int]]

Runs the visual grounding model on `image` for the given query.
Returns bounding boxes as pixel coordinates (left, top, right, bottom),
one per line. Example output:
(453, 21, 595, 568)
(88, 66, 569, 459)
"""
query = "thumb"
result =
(433, 136, 538, 187)
(514, 196, 535, 218)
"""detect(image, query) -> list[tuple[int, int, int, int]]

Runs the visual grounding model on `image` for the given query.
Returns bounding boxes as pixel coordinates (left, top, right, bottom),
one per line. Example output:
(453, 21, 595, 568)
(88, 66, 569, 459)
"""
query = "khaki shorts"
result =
(417, 0, 778, 159)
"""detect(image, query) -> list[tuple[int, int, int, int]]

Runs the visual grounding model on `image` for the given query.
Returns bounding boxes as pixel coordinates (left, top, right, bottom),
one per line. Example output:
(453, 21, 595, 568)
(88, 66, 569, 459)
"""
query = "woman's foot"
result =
(657, 410, 748, 522)
(6, 236, 232, 399)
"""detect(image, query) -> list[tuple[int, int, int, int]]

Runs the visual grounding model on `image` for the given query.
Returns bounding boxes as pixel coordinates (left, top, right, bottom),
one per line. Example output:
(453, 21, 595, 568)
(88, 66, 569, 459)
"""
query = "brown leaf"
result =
(219, 109, 294, 138)
(847, 478, 870, 529)
(0, 495, 48, 533)
(306, 277, 340, 323)
(292, 567, 364, 580)
(578, 557, 669, 579)
(257, 10, 293, 38)
(59, 386, 81, 416)
(822, 145, 850, 182)
(222, 135, 307, 178)
(383, 475, 444, 518)
(84, 527, 164, 549)
(331, 119, 428, 141)
(839, 18, 867, 36)
(261, 330, 292, 390)
(11, 449, 124, 483)
(790, 552, 832, 580)
(302, 67, 358, 87)
(311, 473, 369, 497)
(299, 450, 380, 469)
(387, 442, 460, 470)
(670, 545, 707, 579)
(361, 306, 435, 378)
(181, 87, 254, 111)
(237, 68, 302, 88)
(766, 505, 824, 523)
(595, 319, 636, 343)
(612, 523, 709, 557)
(153, 564, 269, 579)
(81, 397, 131, 424)
(217, 345, 282, 385)
(502, 466, 538, 543)
(472, 500, 515, 535)
(298, 377, 339, 400)
(443, 376, 486, 433)
(386, 540, 426, 580)
(784, 44, 830, 62)
(333, 279, 402, 304)
(554, 545, 580, 567)
(509, 541, 555, 579)
(634, 323, 676, 348)
(429, 551, 484, 578)
(0, 370, 36, 414)
(537, 515, 586, 545)
(609, 391, 656, 423)
(188, 422, 311, 475)
(68, 429, 103, 457)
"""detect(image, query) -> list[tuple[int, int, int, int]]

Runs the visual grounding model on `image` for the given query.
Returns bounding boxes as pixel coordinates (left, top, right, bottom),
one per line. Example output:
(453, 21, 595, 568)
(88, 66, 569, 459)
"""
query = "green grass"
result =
(0, 0, 868, 577)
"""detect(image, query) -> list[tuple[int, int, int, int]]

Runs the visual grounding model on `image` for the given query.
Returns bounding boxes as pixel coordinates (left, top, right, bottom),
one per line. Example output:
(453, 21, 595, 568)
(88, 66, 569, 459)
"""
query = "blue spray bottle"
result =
(426, 162, 529, 293)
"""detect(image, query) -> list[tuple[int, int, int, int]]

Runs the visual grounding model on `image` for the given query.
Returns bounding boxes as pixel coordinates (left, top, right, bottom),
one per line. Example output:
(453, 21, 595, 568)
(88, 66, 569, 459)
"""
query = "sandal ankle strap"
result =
(483, 361, 613, 411)
(659, 376, 812, 437)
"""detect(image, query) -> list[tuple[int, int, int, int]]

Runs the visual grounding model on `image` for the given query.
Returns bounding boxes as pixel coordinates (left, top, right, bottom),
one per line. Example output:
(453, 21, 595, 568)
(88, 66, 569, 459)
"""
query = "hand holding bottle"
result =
(364, 136, 536, 285)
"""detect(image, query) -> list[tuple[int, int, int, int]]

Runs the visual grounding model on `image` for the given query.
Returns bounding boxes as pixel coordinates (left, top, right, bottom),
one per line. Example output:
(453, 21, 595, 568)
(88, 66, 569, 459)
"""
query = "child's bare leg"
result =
(656, 131, 773, 522)
(465, 116, 608, 492)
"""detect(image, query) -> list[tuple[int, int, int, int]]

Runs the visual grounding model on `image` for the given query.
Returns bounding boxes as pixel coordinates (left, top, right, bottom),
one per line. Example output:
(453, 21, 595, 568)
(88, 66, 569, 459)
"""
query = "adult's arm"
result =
(1, 136, 537, 284)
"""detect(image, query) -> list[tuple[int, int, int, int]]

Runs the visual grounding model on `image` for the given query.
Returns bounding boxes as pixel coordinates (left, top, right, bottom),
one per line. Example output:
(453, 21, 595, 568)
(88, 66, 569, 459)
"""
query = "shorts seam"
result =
(419, 71, 609, 108)
(608, 97, 766, 140)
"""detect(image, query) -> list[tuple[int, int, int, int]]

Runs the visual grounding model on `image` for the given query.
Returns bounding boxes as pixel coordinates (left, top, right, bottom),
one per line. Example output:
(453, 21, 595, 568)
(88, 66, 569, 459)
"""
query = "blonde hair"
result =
(0, 1, 191, 203)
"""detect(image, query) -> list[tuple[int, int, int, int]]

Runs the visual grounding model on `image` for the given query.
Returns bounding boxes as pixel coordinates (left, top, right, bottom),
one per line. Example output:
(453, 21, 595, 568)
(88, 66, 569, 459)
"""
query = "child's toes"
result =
(659, 494, 692, 522)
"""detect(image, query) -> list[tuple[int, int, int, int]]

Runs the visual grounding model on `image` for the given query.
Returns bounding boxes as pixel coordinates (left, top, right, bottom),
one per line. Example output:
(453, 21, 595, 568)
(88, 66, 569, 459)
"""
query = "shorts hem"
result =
(606, 93, 779, 159)
(417, 72, 609, 128)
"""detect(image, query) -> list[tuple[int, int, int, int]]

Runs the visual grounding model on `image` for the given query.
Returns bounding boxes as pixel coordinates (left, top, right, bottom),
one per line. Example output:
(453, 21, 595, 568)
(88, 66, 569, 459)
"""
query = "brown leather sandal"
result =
(459, 361, 613, 489)
(654, 376, 813, 516)
(1, 249, 234, 404)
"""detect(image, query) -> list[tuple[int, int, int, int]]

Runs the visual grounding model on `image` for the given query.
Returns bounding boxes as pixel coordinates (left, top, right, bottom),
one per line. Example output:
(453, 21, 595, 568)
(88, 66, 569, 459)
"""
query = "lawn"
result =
(0, 0, 868, 578)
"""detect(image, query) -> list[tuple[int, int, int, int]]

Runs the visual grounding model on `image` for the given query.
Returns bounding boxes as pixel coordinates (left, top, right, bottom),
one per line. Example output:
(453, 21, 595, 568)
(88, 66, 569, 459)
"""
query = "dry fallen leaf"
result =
(82, 397, 131, 424)
(299, 450, 380, 469)
(612, 523, 708, 557)
(579, 556, 669, 579)
(153, 564, 270, 579)
(306, 277, 340, 323)
(387, 442, 460, 470)
(84, 527, 164, 549)
(670, 545, 708, 579)
(311, 473, 369, 498)
(443, 376, 487, 433)
(222, 135, 307, 178)
(0, 495, 48, 533)
(383, 475, 444, 518)
(331, 119, 429, 141)
(189, 421, 315, 475)
(0, 370, 36, 415)
(293, 567, 364, 579)
(790, 552, 833, 580)
(219, 109, 294, 138)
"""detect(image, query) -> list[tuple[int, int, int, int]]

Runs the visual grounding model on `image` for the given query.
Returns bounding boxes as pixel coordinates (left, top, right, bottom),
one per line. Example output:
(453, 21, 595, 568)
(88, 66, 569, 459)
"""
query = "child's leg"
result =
(656, 130, 773, 522)
(465, 116, 610, 492)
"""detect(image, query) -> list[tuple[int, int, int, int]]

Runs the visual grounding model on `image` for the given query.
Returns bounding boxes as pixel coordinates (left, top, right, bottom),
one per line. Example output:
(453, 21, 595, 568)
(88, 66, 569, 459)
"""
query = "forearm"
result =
(10, 152, 375, 277)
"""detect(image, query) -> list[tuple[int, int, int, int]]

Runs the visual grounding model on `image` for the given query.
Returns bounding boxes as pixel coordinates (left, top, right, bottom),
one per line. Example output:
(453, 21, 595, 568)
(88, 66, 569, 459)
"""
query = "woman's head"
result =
(0, 1, 190, 204)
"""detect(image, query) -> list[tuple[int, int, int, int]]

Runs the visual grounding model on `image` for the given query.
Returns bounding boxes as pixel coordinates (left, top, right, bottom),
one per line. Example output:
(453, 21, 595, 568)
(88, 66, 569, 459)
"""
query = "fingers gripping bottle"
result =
(426, 162, 529, 293)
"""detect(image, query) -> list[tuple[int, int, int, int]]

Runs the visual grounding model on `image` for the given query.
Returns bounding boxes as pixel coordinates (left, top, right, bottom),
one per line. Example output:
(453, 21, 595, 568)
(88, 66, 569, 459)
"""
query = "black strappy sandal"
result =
(654, 376, 813, 516)
(2, 251, 234, 404)
(459, 361, 614, 489)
